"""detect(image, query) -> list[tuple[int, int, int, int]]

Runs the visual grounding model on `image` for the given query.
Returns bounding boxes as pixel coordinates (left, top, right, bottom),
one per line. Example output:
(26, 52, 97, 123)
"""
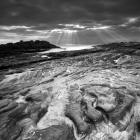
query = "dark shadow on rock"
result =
(65, 102, 91, 134)
(26, 124, 76, 140)
(108, 90, 135, 124)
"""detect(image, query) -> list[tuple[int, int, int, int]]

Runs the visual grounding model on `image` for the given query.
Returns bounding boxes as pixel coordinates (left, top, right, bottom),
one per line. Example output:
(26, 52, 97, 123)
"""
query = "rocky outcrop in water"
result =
(0, 40, 59, 57)
(0, 40, 59, 70)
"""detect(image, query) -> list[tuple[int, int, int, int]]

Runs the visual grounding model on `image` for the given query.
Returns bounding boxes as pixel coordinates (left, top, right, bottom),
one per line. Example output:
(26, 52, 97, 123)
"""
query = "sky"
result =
(0, 0, 140, 45)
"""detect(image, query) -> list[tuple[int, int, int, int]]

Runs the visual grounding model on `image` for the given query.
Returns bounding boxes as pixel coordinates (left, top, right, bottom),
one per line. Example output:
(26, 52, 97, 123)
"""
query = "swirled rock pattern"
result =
(0, 42, 140, 140)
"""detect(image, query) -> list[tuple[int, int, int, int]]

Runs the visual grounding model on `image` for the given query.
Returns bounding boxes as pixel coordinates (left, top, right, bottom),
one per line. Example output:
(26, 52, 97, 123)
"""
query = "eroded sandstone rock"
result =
(0, 42, 140, 140)
(65, 102, 91, 134)
(25, 124, 76, 140)
(82, 99, 103, 123)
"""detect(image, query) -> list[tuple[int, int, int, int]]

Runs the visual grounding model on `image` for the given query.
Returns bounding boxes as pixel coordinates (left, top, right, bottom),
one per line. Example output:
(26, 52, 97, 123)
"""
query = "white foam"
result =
(39, 48, 65, 54)
(38, 44, 93, 54)
(61, 44, 93, 51)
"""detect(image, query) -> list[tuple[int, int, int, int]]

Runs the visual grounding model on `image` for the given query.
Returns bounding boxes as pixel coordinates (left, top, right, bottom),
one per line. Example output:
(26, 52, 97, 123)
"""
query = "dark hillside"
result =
(0, 40, 59, 58)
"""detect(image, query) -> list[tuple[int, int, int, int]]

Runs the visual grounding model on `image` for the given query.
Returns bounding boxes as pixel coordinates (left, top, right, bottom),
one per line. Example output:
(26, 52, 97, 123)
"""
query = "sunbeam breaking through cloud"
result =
(0, 0, 140, 45)
(0, 24, 130, 45)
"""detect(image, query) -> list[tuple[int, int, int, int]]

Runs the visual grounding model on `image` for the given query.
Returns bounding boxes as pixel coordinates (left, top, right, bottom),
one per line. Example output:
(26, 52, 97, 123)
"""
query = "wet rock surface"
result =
(0, 42, 140, 140)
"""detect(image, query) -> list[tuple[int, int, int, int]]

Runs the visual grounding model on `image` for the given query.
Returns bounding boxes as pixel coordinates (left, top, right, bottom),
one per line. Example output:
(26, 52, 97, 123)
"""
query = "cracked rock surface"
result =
(0, 42, 140, 140)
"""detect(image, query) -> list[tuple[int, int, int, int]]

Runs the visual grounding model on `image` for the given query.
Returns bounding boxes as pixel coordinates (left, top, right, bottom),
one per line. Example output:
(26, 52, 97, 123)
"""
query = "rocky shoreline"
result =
(0, 42, 140, 140)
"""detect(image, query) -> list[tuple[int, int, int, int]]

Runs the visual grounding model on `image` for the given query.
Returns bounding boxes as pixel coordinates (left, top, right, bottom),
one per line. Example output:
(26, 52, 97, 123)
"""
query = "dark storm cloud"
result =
(0, 0, 140, 44)
(0, 0, 140, 26)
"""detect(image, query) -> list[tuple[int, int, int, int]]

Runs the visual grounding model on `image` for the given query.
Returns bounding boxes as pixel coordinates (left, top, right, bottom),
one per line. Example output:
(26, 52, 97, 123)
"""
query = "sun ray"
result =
(45, 28, 79, 46)
(103, 29, 128, 42)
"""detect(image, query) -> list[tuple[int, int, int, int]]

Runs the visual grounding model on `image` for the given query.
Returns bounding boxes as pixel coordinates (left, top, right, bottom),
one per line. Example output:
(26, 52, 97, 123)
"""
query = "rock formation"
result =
(0, 42, 140, 140)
